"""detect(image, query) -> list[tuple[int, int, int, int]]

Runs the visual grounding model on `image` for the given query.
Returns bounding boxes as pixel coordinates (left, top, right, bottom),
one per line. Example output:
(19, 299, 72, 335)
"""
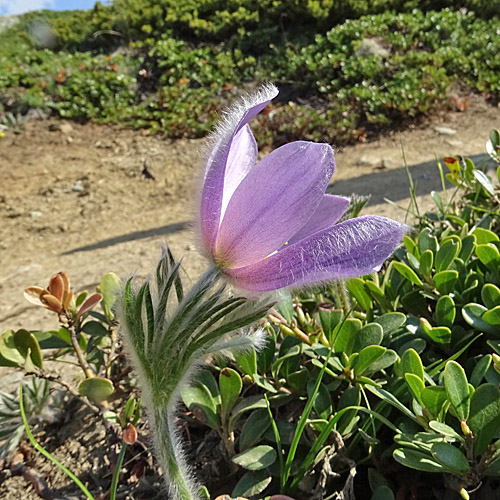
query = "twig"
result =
(69, 325, 94, 379)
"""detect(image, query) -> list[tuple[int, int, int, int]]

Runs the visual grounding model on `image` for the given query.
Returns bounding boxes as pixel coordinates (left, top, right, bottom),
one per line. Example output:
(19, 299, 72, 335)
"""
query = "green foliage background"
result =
(1, 1, 499, 145)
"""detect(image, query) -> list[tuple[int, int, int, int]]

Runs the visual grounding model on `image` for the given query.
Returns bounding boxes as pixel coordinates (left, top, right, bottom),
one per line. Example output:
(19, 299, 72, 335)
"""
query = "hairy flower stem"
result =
(152, 405, 196, 500)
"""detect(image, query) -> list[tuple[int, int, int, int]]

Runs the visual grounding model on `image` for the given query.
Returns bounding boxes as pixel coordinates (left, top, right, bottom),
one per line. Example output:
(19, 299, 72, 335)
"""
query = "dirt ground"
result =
(0, 93, 498, 498)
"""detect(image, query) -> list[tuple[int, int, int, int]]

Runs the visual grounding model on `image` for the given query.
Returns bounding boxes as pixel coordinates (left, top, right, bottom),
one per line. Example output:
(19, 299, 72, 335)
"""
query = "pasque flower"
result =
(200, 84, 405, 291)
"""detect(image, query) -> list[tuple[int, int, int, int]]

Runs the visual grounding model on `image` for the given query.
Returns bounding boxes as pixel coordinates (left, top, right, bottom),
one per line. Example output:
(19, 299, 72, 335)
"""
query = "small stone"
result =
(72, 183, 84, 192)
(66, 135, 73, 144)
(30, 210, 42, 218)
(60, 122, 74, 134)
(382, 158, 393, 168)
(357, 155, 380, 167)
(434, 126, 457, 136)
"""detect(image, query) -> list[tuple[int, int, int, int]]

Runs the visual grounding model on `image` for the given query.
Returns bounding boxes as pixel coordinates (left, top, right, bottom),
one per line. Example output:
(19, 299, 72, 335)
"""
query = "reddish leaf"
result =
(24, 287, 47, 306)
(40, 294, 63, 313)
(48, 274, 64, 302)
(76, 293, 103, 319)
(122, 423, 137, 445)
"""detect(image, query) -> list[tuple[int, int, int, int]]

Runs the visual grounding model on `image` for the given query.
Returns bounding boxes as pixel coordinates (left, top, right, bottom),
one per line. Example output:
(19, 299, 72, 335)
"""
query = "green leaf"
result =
(405, 373, 425, 405)
(418, 228, 438, 254)
(236, 349, 258, 376)
(229, 395, 267, 432)
(373, 313, 406, 336)
(393, 261, 423, 286)
(81, 321, 108, 337)
(469, 384, 500, 455)
(433, 270, 458, 295)
(333, 318, 362, 355)
(318, 307, 343, 342)
(13, 329, 43, 369)
(287, 368, 309, 392)
(239, 410, 271, 451)
(277, 294, 294, 323)
(473, 169, 495, 196)
(257, 333, 275, 374)
(336, 386, 361, 435)
(431, 442, 470, 474)
(420, 250, 434, 279)
(435, 296, 455, 328)
(482, 284, 500, 310)
(421, 386, 448, 417)
(458, 235, 476, 263)
(99, 272, 121, 318)
(393, 448, 444, 473)
(346, 278, 372, 311)
(486, 456, 500, 476)
(220, 368, 242, 414)
(231, 470, 272, 498)
(308, 381, 332, 420)
(444, 361, 470, 421)
(232, 445, 277, 471)
(181, 381, 219, 430)
(364, 349, 398, 375)
(353, 322, 384, 352)
(473, 227, 499, 245)
(0, 330, 24, 366)
(428, 421, 463, 442)
(353, 345, 386, 376)
(366, 386, 416, 421)
(401, 348, 424, 381)
(470, 355, 492, 387)
(462, 303, 499, 335)
(371, 485, 395, 500)
(426, 326, 452, 345)
(364, 281, 392, 310)
(435, 238, 460, 273)
(476, 244, 500, 273)
(78, 377, 114, 404)
(483, 306, 500, 326)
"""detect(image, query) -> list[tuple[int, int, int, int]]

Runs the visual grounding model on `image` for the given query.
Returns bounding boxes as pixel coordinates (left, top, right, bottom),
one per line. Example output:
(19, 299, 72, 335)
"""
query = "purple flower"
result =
(199, 84, 405, 292)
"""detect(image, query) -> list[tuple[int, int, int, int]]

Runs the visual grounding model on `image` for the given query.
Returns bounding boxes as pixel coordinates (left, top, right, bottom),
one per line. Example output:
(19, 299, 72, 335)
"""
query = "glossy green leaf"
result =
(232, 445, 276, 470)
(469, 384, 500, 455)
(78, 377, 114, 404)
(473, 227, 499, 245)
(82, 320, 108, 337)
(220, 368, 242, 414)
(476, 244, 500, 272)
(435, 238, 460, 272)
(426, 326, 452, 345)
(13, 329, 43, 369)
(181, 381, 219, 430)
(431, 442, 470, 474)
(428, 421, 463, 441)
(435, 295, 455, 328)
(287, 368, 309, 393)
(393, 261, 423, 286)
(308, 381, 332, 420)
(433, 270, 458, 295)
(444, 361, 470, 421)
(0, 330, 24, 366)
(482, 284, 500, 310)
(483, 306, 500, 326)
(473, 169, 495, 196)
(364, 349, 398, 375)
(393, 448, 444, 473)
(463, 303, 499, 335)
(336, 386, 361, 435)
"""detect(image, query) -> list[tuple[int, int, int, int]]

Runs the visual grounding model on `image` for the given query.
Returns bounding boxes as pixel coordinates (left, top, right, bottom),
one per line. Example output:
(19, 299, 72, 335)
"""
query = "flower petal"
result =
(200, 84, 278, 253)
(283, 194, 349, 248)
(223, 215, 405, 291)
(216, 141, 335, 268)
(221, 124, 257, 221)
